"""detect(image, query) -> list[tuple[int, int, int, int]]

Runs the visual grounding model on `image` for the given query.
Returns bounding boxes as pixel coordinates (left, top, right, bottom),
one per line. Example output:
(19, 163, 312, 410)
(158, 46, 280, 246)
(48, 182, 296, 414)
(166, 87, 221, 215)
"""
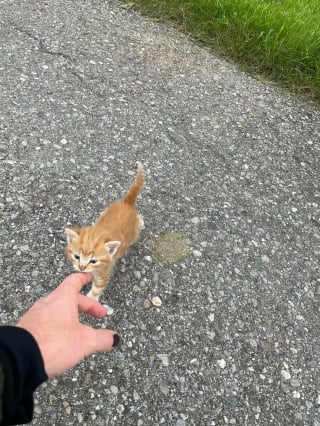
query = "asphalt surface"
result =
(0, 1, 319, 425)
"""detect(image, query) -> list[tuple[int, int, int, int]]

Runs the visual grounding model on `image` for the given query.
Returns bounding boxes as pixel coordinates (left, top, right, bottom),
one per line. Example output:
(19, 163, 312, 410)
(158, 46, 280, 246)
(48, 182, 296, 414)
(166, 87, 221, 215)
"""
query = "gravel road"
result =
(0, 1, 319, 425)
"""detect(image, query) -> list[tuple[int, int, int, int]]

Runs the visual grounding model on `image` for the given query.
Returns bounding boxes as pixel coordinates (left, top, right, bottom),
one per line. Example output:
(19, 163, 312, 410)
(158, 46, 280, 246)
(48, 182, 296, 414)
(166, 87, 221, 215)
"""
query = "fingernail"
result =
(112, 333, 120, 348)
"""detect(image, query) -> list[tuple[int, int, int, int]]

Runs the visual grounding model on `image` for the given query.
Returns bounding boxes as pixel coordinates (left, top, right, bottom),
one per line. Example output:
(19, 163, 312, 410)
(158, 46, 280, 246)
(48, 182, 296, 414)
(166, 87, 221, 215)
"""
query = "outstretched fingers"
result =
(78, 293, 107, 318)
(81, 325, 118, 355)
(59, 273, 93, 293)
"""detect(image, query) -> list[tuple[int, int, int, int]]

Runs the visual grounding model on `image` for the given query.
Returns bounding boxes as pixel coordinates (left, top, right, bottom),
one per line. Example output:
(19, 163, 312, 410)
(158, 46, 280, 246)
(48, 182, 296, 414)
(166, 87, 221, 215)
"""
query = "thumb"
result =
(86, 327, 119, 353)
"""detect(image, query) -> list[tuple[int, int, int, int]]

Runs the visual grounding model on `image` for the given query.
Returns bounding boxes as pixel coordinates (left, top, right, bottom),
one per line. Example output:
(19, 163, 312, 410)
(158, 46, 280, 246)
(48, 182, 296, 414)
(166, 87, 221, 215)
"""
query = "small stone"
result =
(144, 255, 153, 262)
(110, 385, 118, 395)
(63, 401, 71, 415)
(191, 217, 200, 224)
(249, 338, 257, 348)
(305, 400, 313, 410)
(151, 296, 162, 307)
(134, 271, 141, 279)
(116, 404, 125, 415)
(292, 391, 301, 399)
(290, 378, 301, 387)
(208, 221, 218, 230)
(281, 370, 291, 381)
(144, 299, 152, 309)
(157, 354, 169, 367)
(133, 285, 140, 292)
(217, 359, 226, 369)
(316, 394, 320, 405)
(208, 313, 215, 322)
(33, 404, 42, 415)
(280, 382, 290, 393)
(261, 255, 270, 263)
(193, 250, 202, 257)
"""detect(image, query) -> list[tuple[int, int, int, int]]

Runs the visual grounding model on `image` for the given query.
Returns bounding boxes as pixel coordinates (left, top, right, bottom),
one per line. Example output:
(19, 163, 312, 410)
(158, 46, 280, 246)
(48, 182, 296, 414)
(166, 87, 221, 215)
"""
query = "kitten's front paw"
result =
(103, 305, 114, 316)
(86, 290, 100, 302)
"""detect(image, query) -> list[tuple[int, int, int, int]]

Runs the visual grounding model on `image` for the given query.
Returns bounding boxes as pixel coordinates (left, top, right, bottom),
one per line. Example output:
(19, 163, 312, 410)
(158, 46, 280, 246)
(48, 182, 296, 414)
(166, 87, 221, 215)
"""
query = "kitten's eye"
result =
(74, 254, 80, 260)
(90, 259, 98, 264)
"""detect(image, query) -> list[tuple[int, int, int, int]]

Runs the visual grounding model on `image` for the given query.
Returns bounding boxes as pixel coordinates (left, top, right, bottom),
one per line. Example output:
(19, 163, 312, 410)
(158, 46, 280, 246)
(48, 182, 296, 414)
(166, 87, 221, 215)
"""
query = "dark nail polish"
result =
(112, 333, 120, 348)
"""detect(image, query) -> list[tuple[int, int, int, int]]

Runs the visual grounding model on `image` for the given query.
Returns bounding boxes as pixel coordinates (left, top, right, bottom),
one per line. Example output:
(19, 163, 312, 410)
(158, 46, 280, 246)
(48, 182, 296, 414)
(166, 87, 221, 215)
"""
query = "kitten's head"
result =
(65, 227, 121, 273)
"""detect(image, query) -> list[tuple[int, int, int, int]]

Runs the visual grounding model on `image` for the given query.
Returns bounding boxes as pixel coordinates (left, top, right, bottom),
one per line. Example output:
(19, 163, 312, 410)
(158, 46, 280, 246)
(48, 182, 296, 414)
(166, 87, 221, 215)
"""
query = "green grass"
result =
(125, 0, 320, 103)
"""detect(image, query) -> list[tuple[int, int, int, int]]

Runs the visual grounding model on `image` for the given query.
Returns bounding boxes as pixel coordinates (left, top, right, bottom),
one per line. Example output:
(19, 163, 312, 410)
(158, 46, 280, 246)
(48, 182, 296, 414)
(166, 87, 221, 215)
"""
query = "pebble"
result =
(144, 255, 153, 262)
(208, 313, 215, 322)
(157, 354, 169, 367)
(151, 296, 162, 307)
(63, 401, 71, 415)
(281, 370, 291, 381)
(217, 359, 226, 369)
(134, 271, 141, 279)
(292, 391, 301, 399)
(305, 400, 313, 410)
(110, 385, 119, 395)
(33, 404, 42, 415)
(290, 378, 301, 387)
(144, 299, 152, 309)
(116, 404, 125, 415)
(193, 250, 202, 257)
(280, 382, 290, 393)
(191, 217, 200, 224)
(249, 338, 258, 349)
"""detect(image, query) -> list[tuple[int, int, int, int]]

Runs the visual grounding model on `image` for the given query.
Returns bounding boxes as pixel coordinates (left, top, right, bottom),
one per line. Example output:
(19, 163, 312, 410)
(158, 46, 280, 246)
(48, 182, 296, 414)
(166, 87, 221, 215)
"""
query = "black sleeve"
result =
(0, 326, 48, 425)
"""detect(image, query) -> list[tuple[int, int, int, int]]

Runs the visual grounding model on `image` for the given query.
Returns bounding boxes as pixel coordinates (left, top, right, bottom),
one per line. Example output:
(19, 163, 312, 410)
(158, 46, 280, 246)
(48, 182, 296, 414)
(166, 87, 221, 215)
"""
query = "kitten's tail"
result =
(123, 162, 144, 206)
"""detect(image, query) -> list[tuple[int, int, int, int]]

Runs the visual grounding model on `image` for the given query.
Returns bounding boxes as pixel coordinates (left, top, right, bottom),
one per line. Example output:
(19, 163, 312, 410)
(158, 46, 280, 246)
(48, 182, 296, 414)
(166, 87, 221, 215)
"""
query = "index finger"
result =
(59, 273, 93, 293)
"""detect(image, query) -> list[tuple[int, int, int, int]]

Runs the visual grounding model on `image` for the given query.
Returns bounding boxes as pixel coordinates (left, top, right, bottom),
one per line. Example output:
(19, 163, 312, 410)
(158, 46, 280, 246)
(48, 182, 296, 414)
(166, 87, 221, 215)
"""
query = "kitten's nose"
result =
(79, 265, 86, 271)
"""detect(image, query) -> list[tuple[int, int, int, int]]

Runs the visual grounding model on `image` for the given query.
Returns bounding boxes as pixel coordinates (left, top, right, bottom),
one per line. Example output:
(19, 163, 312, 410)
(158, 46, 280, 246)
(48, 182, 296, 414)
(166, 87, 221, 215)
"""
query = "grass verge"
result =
(124, 0, 320, 104)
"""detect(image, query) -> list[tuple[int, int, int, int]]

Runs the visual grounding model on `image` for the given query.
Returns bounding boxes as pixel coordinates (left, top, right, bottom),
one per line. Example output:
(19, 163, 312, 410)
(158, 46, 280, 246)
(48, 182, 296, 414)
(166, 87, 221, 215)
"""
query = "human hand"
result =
(16, 273, 118, 378)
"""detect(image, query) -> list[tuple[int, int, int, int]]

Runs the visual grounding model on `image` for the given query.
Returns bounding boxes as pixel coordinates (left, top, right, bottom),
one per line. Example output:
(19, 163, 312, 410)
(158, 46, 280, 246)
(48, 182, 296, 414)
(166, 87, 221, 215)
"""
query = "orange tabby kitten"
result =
(65, 163, 144, 301)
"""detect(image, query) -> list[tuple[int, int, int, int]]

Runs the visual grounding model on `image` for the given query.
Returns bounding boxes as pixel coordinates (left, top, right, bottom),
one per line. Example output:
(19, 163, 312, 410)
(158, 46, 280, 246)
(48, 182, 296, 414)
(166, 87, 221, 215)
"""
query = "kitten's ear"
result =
(65, 228, 79, 244)
(105, 241, 121, 257)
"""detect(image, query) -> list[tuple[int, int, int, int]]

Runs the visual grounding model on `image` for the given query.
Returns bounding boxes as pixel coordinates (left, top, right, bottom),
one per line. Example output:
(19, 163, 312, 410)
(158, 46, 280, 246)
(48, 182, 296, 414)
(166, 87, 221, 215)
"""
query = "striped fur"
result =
(65, 163, 144, 301)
